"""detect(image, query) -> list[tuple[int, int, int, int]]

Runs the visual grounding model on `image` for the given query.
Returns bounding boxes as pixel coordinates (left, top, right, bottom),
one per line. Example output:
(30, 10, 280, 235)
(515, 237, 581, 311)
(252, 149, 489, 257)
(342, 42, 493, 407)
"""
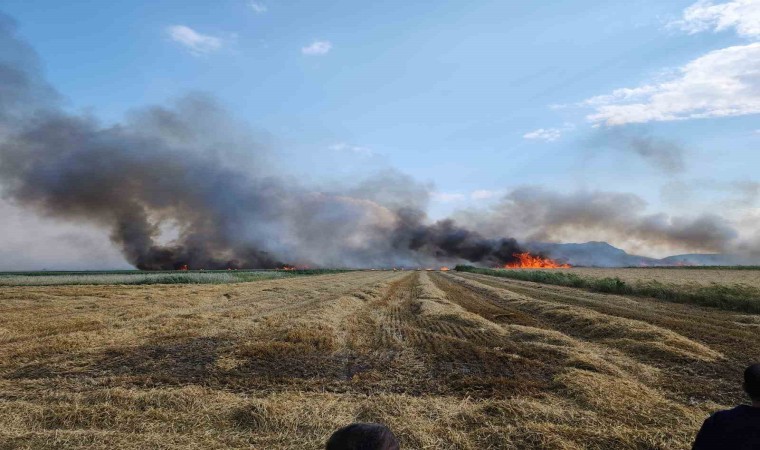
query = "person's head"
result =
(744, 363, 760, 403)
(326, 423, 400, 450)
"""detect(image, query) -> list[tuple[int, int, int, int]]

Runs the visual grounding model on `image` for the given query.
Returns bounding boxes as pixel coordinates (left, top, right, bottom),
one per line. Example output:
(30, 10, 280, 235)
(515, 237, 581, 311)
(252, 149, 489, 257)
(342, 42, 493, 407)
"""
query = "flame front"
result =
(504, 252, 570, 269)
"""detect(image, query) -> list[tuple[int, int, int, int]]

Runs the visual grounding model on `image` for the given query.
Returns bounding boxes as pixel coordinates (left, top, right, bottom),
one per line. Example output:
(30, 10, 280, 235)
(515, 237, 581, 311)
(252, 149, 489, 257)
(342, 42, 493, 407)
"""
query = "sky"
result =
(0, 0, 758, 269)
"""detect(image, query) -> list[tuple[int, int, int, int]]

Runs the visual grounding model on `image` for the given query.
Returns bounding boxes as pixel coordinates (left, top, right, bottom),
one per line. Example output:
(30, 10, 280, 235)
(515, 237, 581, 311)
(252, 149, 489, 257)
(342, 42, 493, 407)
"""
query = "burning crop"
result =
(503, 252, 571, 269)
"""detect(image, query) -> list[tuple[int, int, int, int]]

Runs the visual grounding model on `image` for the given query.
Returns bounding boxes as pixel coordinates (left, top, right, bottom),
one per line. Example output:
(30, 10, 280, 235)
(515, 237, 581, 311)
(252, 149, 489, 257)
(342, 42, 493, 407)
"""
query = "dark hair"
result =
(745, 363, 760, 401)
(326, 423, 400, 450)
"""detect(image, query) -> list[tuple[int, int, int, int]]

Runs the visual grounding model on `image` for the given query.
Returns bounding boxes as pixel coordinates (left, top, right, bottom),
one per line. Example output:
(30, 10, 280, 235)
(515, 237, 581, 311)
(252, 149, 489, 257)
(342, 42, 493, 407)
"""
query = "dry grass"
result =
(562, 268, 760, 288)
(456, 266, 760, 312)
(0, 270, 755, 449)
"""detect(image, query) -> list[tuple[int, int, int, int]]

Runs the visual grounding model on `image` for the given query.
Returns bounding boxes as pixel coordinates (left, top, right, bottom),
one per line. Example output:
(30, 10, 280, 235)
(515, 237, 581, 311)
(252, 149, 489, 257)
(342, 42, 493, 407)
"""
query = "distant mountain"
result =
(526, 241, 759, 267)
(658, 253, 759, 266)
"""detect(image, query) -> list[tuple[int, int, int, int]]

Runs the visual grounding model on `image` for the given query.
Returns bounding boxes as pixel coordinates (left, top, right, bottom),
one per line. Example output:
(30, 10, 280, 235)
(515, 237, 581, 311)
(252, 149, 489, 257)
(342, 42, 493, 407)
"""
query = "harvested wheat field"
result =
(559, 267, 760, 289)
(1, 270, 758, 449)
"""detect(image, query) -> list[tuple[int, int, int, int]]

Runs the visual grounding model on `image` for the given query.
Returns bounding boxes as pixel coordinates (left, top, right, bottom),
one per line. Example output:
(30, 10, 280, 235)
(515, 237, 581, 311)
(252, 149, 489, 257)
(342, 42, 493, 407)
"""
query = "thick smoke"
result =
(459, 187, 740, 256)
(391, 209, 523, 267)
(0, 15, 527, 269)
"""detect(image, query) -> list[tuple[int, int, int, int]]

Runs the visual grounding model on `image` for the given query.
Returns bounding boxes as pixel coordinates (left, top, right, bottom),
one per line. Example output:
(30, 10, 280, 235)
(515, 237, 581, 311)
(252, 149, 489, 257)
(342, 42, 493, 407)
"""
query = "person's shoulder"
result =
(710, 405, 759, 421)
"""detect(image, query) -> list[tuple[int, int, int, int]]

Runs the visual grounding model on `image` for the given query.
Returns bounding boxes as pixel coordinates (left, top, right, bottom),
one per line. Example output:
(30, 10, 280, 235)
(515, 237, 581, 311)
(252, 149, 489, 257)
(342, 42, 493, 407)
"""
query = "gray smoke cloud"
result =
(460, 187, 739, 255)
(591, 128, 686, 173)
(0, 14, 526, 269)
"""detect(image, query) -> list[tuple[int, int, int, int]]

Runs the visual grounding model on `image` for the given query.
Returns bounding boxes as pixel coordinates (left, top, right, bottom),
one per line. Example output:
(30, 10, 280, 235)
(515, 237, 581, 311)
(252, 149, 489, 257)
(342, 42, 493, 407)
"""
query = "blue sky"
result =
(1, 0, 759, 266)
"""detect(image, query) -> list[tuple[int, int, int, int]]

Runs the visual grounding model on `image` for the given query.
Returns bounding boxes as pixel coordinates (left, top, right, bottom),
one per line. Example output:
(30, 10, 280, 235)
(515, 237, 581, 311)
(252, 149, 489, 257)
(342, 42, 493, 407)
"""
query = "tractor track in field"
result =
(442, 271, 759, 405)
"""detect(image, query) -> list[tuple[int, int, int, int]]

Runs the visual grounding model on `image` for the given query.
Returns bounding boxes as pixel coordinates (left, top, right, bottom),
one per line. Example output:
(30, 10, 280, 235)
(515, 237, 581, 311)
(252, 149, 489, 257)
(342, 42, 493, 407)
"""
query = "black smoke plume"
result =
(391, 209, 523, 266)
(0, 15, 527, 269)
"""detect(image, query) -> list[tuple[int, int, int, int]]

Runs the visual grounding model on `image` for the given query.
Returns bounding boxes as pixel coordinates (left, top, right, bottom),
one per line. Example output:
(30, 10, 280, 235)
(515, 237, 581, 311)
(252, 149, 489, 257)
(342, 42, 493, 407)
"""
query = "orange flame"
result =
(439, 266, 450, 271)
(280, 264, 297, 271)
(178, 264, 189, 271)
(504, 252, 570, 269)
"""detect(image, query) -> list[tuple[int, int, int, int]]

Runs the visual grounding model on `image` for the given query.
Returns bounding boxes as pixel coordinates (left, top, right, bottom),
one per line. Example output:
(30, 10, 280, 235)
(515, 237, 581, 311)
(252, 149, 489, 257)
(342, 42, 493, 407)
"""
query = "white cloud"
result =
(329, 143, 375, 156)
(523, 124, 575, 142)
(431, 192, 466, 202)
(470, 190, 502, 200)
(167, 25, 224, 55)
(577, 1, 760, 126)
(523, 128, 562, 142)
(249, 1, 267, 13)
(585, 42, 760, 125)
(433, 190, 503, 202)
(670, 0, 760, 39)
(302, 40, 332, 55)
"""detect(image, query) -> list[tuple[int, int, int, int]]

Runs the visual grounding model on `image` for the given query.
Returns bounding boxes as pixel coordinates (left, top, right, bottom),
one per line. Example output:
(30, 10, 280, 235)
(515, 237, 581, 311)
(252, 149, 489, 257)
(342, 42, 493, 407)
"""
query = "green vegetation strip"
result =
(0, 269, 351, 286)
(627, 265, 760, 270)
(454, 265, 760, 314)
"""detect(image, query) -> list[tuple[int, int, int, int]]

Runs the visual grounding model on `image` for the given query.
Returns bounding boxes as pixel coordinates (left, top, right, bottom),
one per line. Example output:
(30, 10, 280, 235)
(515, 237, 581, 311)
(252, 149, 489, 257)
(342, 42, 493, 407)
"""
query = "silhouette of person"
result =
(326, 423, 400, 450)
(692, 363, 760, 449)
